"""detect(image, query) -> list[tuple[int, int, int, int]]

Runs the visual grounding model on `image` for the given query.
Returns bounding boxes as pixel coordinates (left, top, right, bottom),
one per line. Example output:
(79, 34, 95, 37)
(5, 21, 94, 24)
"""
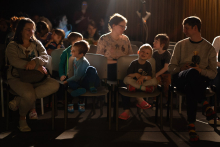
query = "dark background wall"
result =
(1, 0, 220, 44)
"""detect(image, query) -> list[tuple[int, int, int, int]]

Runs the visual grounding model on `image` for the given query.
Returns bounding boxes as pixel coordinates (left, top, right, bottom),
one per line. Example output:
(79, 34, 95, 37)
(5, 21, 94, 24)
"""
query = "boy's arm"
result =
(66, 61, 89, 83)
(156, 63, 169, 77)
(59, 49, 68, 77)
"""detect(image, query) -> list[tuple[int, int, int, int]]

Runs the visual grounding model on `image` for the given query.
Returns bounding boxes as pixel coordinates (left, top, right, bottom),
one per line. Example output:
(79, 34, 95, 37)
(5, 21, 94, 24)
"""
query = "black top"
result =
(152, 50, 171, 74)
(127, 59, 152, 78)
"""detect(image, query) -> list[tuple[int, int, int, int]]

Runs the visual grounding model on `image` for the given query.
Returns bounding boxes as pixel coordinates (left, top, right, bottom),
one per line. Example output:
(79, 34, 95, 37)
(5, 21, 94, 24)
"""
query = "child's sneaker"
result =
(127, 85, 136, 92)
(71, 88, 86, 97)
(146, 86, 155, 93)
(29, 111, 38, 119)
(78, 103, 85, 113)
(68, 104, 74, 113)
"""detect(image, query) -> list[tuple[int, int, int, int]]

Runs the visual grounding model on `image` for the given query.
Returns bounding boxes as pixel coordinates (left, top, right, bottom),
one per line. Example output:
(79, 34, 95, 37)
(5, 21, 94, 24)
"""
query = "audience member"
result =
(121, 44, 156, 120)
(152, 34, 171, 110)
(83, 20, 100, 45)
(0, 18, 10, 44)
(35, 21, 52, 46)
(96, 13, 133, 81)
(168, 16, 217, 142)
(45, 28, 65, 55)
(38, 16, 53, 32)
(5, 16, 24, 46)
(63, 40, 100, 112)
(98, 17, 108, 35)
(59, 32, 83, 81)
(55, 15, 71, 38)
(73, 1, 90, 34)
(6, 18, 59, 132)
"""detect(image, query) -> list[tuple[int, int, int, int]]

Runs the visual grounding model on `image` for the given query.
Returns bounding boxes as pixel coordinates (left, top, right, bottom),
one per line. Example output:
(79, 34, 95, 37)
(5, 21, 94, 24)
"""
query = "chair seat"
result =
(107, 80, 117, 85)
(67, 86, 109, 97)
(118, 87, 161, 97)
(174, 87, 215, 97)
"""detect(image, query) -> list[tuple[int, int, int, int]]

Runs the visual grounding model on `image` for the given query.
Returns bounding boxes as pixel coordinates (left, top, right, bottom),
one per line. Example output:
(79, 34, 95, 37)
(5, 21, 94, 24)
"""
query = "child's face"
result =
(51, 31, 61, 43)
(153, 39, 163, 50)
(71, 37, 82, 46)
(71, 46, 83, 59)
(87, 25, 97, 37)
(139, 48, 151, 60)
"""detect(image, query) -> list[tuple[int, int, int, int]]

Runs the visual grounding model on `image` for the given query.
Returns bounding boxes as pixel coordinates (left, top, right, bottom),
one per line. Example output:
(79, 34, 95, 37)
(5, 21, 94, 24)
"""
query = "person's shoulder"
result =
(176, 38, 189, 45)
(63, 45, 72, 52)
(213, 36, 220, 41)
(201, 38, 214, 49)
(99, 32, 111, 40)
(130, 59, 138, 65)
(164, 50, 171, 55)
(6, 41, 17, 49)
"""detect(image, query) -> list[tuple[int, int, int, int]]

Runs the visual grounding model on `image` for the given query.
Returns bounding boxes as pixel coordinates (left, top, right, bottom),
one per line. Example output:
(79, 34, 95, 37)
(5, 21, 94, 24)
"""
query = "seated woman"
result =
(55, 15, 72, 38)
(83, 20, 100, 45)
(6, 18, 59, 132)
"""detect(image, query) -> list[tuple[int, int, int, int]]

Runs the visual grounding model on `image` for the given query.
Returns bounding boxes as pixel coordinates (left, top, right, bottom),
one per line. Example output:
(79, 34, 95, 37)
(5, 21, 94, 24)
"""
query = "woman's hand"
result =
(26, 60, 36, 70)
(47, 49, 53, 55)
(37, 66, 48, 74)
(60, 75, 66, 81)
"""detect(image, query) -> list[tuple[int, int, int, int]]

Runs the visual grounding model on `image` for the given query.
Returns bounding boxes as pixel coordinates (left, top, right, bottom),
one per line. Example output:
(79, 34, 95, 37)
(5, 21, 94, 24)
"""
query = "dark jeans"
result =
(68, 66, 100, 90)
(209, 67, 220, 106)
(108, 63, 130, 110)
(68, 66, 100, 102)
(173, 68, 210, 123)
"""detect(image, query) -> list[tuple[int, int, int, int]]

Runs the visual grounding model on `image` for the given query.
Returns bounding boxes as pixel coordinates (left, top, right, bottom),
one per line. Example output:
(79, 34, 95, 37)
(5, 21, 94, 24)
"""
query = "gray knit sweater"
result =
(168, 38, 217, 79)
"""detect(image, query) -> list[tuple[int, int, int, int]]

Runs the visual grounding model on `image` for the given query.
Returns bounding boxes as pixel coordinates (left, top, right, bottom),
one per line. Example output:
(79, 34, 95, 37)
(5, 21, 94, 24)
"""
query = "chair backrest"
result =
(87, 45, 97, 53)
(117, 56, 156, 80)
(51, 48, 65, 72)
(168, 49, 173, 56)
(169, 41, 176, 45)
(68, 53, 107, 79)
(45, 55, 52, 74)
(168, 45, 175, 50)
(131, 44, 138, 54)
(130, 41, 143, 48)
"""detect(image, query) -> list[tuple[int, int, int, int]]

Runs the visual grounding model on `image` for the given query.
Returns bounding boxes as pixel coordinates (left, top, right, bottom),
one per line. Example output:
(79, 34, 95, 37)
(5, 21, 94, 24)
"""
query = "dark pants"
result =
(108, 63, 130, 110)
(210, 67, 220, 106)
(173, 68, 210, 123)
(68, 66, 100, 90)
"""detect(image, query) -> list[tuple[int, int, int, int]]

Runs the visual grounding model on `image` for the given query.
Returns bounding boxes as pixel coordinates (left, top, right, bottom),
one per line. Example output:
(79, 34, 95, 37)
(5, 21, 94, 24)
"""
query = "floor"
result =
(0, 97, 220, 147)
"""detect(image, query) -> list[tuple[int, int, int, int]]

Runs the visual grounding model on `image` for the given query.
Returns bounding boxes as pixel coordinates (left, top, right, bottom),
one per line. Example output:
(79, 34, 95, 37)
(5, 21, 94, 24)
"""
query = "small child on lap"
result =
(63, 40, 100, 112)
(119, 44, 157, 120)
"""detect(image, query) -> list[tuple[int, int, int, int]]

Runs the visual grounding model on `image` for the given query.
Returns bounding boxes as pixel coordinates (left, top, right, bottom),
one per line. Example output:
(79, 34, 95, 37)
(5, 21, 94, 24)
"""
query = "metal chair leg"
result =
(92, 97, 96, 115)
(170, 90, 173, 130)
(52, 94, 55, 130)
(41, 98, 44, 115)
(214, 93, 217, 131)
(64, 90, 67, 130)
(155, 96, 159, 123)
(1, 78, 4, 117)
(108, 90, 111, 130)
(6, 88, 9, 130)
(160, 93, 163, 131)
(116, 91, 119, 131)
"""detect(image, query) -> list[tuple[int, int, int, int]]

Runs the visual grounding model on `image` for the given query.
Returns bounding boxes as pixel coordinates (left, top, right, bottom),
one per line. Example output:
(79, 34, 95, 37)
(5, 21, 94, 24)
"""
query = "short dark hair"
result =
(155, 34, 170, 50)
(36, 21, 50, 37)
(182, 16, 202, 32)
(108, 13, 127, 31)
(67, 32, 83, 42)
(13, 18, 37, 44)
(73, 40, 89, 56)
(53, 29, 65, 44)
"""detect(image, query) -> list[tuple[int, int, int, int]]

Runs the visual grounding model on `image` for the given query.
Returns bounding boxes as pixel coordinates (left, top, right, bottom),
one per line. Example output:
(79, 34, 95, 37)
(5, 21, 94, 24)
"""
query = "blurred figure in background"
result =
(83, 20, 100, 45)
(55, 15, 72, 38)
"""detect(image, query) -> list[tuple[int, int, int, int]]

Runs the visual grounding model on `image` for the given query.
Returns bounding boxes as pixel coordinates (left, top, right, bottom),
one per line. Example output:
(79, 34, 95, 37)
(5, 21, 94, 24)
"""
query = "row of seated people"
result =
(4, 13, 219, 142)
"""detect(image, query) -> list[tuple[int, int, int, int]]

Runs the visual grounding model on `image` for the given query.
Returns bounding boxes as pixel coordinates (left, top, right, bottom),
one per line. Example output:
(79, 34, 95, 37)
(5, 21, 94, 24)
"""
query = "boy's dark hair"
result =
(67, 32, 83, 42)
(182, 16, 202, 32)
(36, 21, 50, 37)
(53, 28, 65, 44)
(13, 18, 37, 44)
(155, 34, 170, 50)
(108, 13, 127, 31)
(73, 40, 90, 56)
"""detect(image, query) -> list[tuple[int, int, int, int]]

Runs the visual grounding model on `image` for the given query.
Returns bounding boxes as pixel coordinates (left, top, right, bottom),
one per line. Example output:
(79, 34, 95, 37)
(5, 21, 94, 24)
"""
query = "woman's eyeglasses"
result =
(118, 25, 127, 30)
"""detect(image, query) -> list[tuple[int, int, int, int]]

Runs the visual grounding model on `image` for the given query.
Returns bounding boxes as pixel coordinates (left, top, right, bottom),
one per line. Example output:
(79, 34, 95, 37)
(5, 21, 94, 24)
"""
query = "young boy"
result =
(63, 40, 100, 112)
(120, 44, 157, 120)
(59, 32, 83, 81)
(45, 29, 65, 55)
(152, 34, 171, 110)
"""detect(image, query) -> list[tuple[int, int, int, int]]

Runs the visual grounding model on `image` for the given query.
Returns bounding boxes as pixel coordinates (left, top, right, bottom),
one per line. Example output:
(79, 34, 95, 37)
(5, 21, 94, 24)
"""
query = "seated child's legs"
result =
(81, 66, 100, 93)
(136, 97, 151, 109)
(160, 74, 171, 99)
(68, 80, 80, 90)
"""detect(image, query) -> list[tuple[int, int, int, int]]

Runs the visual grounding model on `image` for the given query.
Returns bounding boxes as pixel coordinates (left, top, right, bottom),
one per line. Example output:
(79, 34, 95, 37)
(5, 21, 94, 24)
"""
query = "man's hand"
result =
(190, 64, 202, 73)
(180, 63, 190, 71)
(37, 66, 48, 74)
(26, 60, 36, 70)
(60, 75, 66, 81)
(136, 76, 145, 85)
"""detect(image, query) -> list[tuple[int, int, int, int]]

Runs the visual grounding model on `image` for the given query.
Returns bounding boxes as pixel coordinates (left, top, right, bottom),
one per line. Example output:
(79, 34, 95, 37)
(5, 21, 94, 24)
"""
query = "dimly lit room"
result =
(0, 0, 220, 146)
